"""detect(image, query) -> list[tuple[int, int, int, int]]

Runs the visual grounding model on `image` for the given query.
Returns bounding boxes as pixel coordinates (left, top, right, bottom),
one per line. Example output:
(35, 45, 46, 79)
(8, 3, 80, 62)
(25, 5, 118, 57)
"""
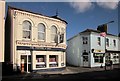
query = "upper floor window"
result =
(97, 37, 101, 46)
(61, 28, 65, 34)
(106, 38, 109, 47)
(113, 40, 116, 47)
(60, 28, 65, 43)
(82, 37, 88, 44)
(22, 20, 31, 39)
(38, 23, 45, 41)
(51, 25, 57, 43)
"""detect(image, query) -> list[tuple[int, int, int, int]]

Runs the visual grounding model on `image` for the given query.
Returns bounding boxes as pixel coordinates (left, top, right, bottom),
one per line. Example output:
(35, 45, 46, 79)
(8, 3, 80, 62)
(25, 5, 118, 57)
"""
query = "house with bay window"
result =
(67, 29, 120, 67)
(5, 6, 67, 72)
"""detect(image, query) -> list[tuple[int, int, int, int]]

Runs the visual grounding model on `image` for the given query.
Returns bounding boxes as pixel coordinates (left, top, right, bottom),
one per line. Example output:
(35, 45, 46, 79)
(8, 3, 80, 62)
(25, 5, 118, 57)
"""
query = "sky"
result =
(5, 1, 119, 40)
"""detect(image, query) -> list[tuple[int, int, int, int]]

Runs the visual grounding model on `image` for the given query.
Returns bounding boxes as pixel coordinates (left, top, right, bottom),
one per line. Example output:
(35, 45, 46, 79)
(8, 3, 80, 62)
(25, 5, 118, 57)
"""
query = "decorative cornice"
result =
(12, 8, 66, 25)
(16, 40, 67, 49)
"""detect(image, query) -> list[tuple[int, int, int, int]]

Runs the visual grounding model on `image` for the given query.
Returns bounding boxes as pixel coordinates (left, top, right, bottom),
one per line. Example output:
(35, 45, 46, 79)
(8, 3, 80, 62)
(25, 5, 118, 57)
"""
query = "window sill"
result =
(22, 39, 31, 41)
(36, 62, 45, 65)
(38, 40, 45, 42)
(94, 62, 104, 64)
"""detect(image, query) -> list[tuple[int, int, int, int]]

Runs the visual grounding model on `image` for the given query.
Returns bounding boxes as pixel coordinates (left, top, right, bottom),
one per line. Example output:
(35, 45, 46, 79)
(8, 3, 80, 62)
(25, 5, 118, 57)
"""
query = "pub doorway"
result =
(82, 51, 89, 67)
(21, 55, 31, 73)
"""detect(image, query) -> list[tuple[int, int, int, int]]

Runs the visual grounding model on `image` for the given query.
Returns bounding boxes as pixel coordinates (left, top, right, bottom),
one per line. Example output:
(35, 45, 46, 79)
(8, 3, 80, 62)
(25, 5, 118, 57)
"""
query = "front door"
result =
(82, 52, 89, 67)
(21, 55, 31, 73)
(83, 55, 89, 67)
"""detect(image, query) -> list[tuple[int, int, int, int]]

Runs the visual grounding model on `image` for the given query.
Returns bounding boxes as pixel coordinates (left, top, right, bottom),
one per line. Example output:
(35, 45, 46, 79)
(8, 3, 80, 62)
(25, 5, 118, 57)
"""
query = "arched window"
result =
(22, 20, 31, 39)
(38, 23, 45, 40)
(51, 25, 57, 42)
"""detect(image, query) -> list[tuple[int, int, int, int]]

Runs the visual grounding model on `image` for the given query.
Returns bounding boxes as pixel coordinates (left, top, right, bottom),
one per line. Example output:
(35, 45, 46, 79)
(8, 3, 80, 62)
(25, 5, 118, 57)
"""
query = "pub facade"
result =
(67, 29, 120, 67)
(5, 6, 67, 72)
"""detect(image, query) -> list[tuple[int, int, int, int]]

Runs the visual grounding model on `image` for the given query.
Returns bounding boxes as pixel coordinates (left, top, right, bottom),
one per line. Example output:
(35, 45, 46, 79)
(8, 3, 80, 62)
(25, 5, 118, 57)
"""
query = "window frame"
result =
(97, 37, 101, 46)
(51, 25, 57, 43)
(113, 39, 116, 47)
(38, 23, 46, 41)
(82, 37, 88, 44)
(94, 53, 104, 63)
(22, 20, 32, 40)
(106, 38, 109, 47)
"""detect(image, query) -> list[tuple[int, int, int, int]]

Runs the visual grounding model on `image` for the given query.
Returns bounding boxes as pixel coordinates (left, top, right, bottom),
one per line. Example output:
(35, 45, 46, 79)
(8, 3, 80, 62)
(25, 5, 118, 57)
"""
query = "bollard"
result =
(21, 59, 24, 73)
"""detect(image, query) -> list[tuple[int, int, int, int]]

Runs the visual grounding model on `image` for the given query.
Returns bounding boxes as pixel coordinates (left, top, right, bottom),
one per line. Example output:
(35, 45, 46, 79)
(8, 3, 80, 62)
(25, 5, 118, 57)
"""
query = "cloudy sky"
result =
(6, 0, 119, 39)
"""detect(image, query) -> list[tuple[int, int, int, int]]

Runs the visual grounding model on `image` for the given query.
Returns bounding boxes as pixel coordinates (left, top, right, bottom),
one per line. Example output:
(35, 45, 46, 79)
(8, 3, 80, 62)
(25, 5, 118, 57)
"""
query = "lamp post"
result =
(103, 21, 114, 25)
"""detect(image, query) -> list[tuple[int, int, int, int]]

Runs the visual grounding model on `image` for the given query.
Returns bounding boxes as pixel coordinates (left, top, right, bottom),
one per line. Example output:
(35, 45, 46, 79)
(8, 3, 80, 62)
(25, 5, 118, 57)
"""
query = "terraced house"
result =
(5, 6, 67, 73)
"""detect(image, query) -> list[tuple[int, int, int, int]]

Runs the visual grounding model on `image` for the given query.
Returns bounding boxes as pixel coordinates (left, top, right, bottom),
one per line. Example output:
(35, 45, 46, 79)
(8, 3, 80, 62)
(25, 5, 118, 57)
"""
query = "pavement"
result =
(35, 64, 120, 75)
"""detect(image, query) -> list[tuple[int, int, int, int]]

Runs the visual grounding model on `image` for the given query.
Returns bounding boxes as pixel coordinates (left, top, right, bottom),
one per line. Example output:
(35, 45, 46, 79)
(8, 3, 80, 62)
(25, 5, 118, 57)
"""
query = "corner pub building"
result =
(5, 6, 67, 73)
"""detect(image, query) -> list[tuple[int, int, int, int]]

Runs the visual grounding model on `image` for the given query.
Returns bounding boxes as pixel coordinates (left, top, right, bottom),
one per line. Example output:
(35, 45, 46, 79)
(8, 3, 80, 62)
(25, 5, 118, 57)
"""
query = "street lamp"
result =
(103, 21, 114, 25)
(98, 21, 114, 26)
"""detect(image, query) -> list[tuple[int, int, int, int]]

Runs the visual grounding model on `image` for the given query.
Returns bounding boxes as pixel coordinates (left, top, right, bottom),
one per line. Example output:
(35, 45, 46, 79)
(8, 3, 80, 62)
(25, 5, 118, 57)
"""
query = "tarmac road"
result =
(2, 64, 120, 81)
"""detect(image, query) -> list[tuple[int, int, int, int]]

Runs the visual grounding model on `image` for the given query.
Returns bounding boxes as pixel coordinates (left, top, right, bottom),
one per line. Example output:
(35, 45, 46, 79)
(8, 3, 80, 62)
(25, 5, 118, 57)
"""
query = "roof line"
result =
(67, 28, 119, 41)
(8, 5, 68, 24)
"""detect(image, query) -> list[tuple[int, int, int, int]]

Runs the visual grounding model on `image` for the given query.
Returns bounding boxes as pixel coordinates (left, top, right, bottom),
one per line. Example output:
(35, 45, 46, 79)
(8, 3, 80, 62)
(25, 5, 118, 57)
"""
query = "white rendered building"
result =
(67, 29, 120, 67)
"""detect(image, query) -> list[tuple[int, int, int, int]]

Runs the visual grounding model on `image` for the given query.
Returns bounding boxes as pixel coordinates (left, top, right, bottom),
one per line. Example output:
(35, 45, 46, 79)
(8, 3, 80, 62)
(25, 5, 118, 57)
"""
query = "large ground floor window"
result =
(36, 55, 46, 68)
(106, 53, 119, 64)
(94, 53, 104, 63)
(112, 53, 119, 64)
(49, 55, 58, 67)
(35, 55, 59, 68)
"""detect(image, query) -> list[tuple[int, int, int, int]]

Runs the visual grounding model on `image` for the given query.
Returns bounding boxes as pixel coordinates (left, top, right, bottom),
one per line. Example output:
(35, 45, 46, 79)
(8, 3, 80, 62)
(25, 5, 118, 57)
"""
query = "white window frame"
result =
(51, 25, 57, 43)
(38, 23, 45, 41)
(82, 37, 88, 44)
(97, 37, 101, 46)
(106, 38, 109, 47)
(22, 20, 31, 40)
(113, 39, 116, 47)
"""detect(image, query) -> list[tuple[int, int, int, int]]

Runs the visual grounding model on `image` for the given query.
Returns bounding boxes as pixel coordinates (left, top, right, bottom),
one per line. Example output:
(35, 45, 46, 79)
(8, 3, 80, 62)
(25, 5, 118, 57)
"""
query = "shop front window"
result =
(36, 55, 46, 68)
(94, 53, 103, 63)
(112, 53, 119, 64)
(49, 55, 58, 67)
